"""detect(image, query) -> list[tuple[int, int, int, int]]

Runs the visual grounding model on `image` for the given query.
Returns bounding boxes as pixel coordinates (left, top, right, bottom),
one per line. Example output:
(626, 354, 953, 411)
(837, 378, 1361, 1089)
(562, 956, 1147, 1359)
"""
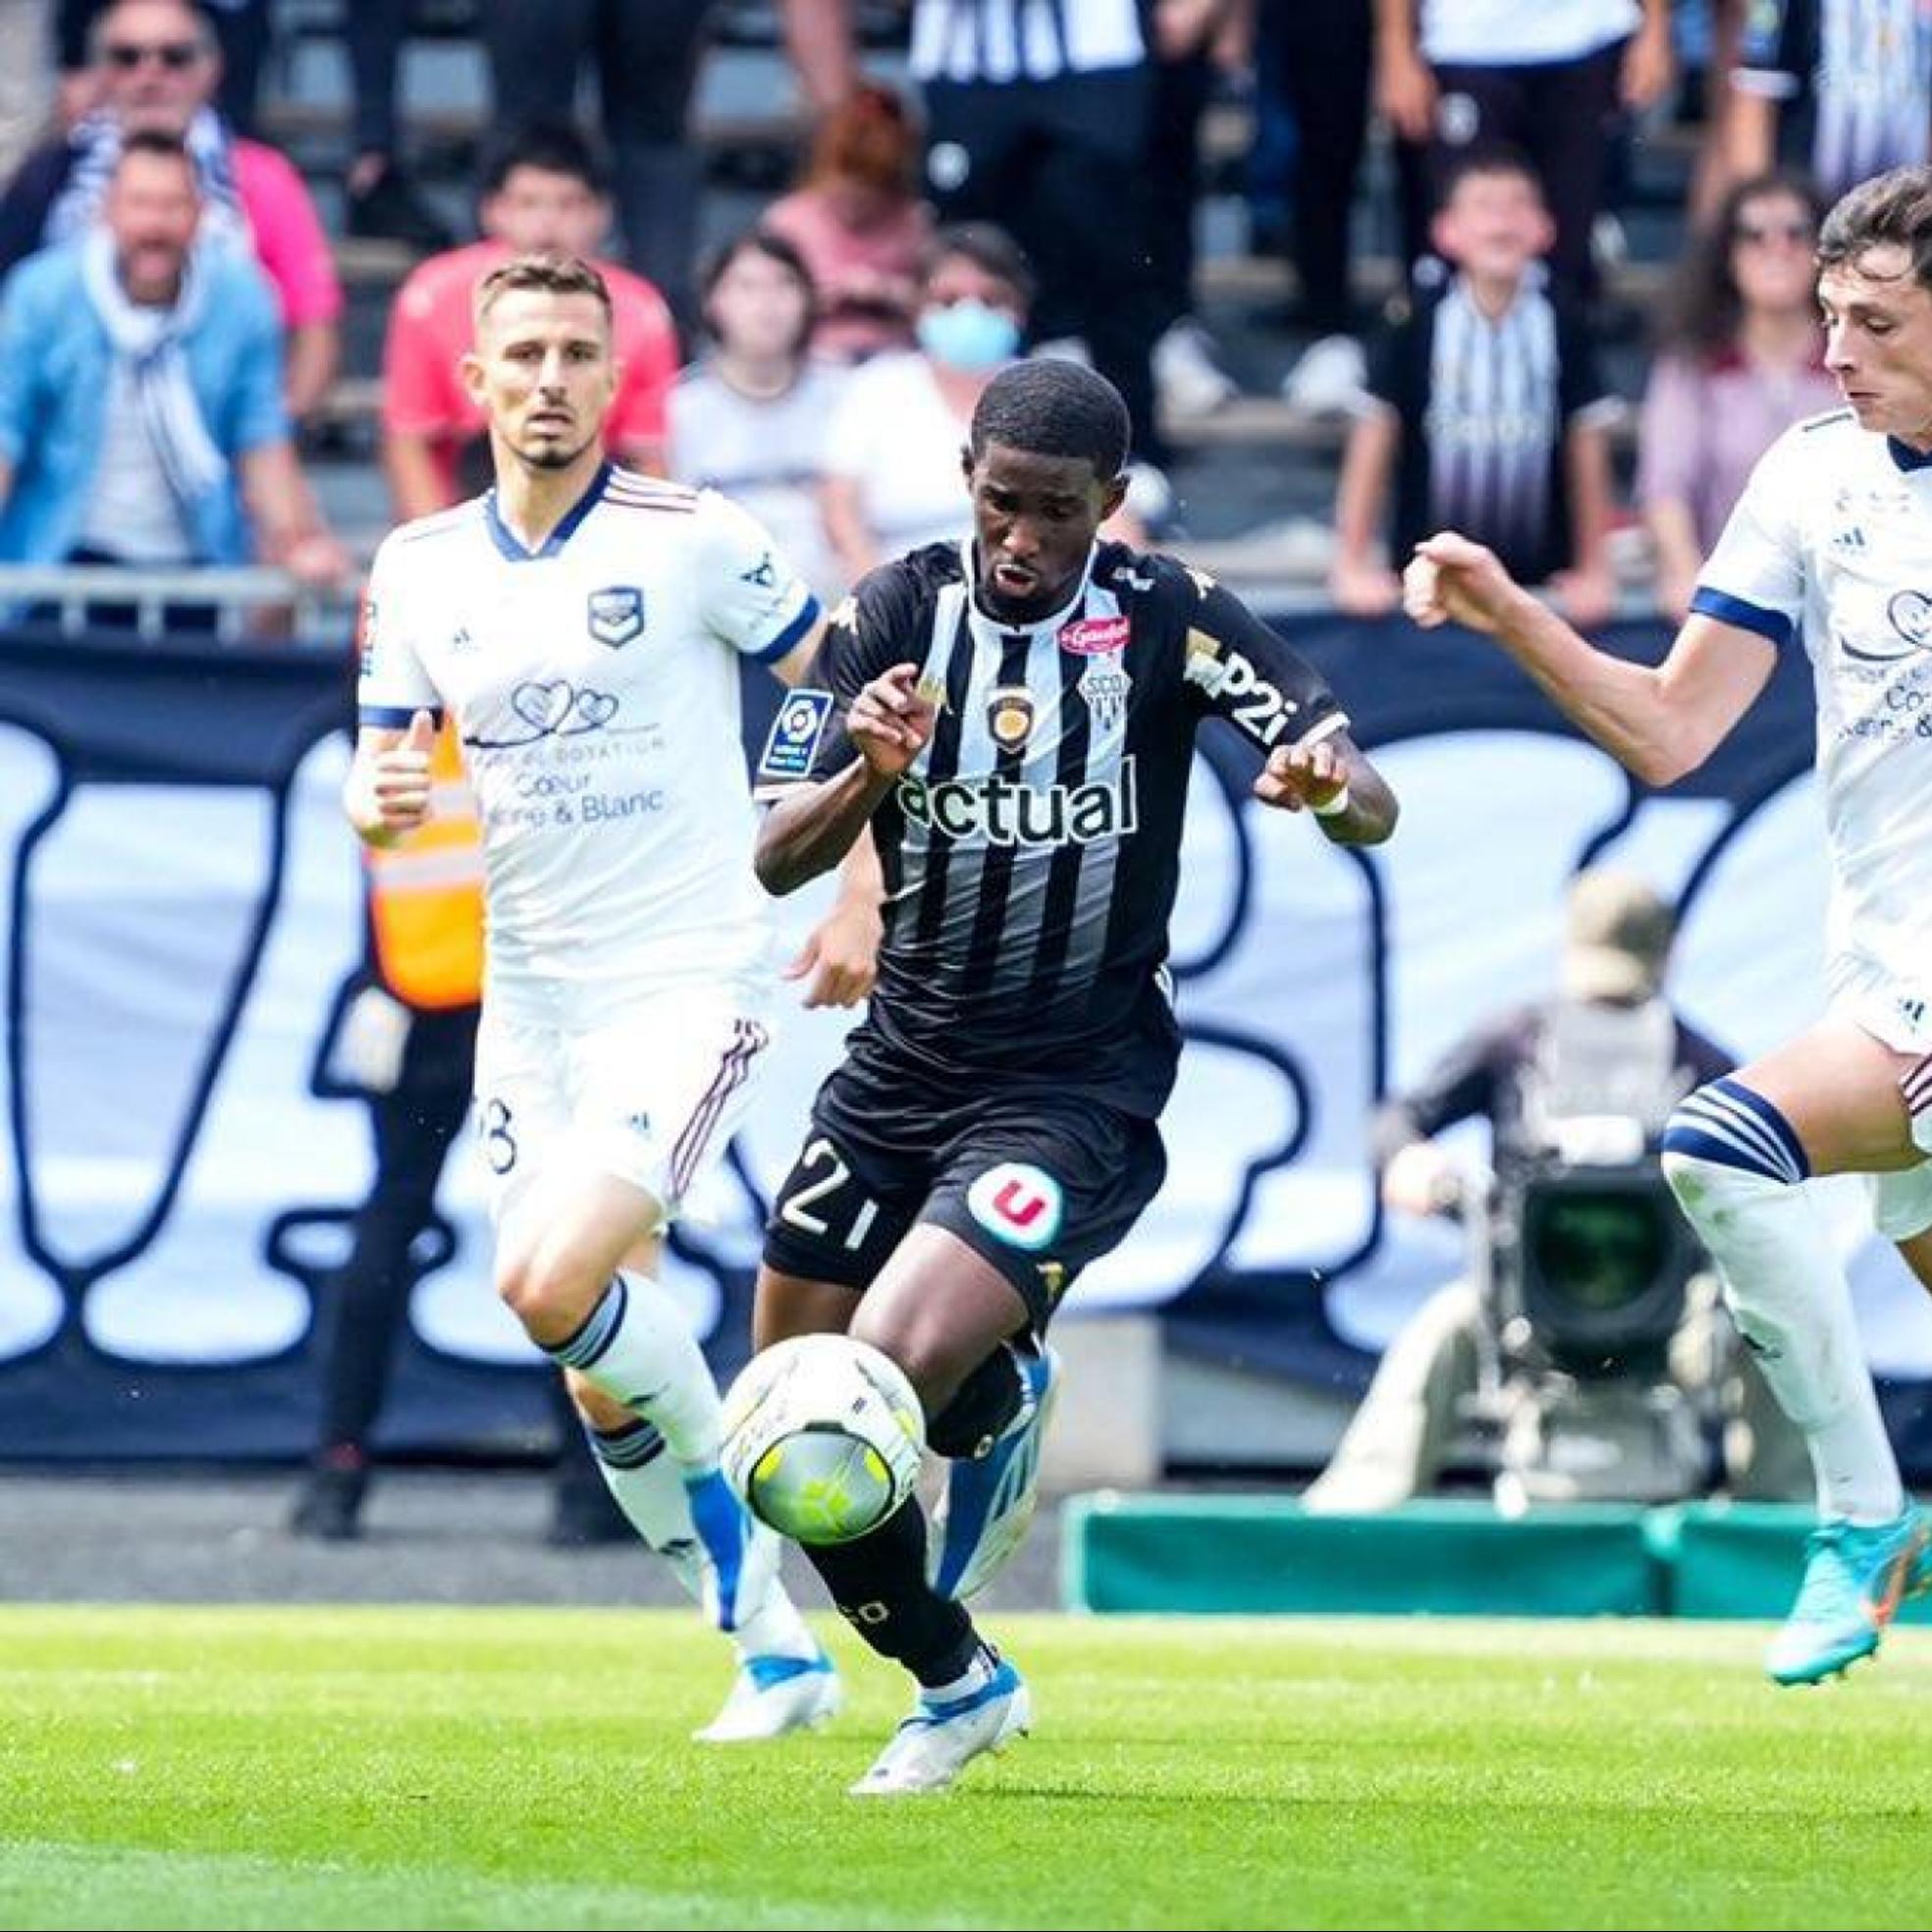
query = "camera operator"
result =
(1305, 868, 1806, 1512)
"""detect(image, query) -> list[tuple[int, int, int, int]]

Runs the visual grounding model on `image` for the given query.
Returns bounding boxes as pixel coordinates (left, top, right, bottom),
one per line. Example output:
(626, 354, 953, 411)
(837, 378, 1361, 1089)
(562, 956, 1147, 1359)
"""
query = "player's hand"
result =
(849, 663, 936, 778)
(786, 901, 881, 1008)
(1253, 735, 1348, 813)
(364, 710, 437, 831)
(1402, 532, 1527, 637)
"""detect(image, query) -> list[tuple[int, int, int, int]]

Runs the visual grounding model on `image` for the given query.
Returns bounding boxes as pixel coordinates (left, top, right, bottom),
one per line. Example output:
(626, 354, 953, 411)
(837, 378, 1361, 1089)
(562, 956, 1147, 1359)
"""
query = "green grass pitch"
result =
(0, 1605, 1926, 1929)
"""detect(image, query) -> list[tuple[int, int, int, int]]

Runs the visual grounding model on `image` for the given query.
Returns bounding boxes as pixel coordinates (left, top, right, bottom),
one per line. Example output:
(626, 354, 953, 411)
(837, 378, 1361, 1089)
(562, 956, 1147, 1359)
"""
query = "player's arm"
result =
(1403, 531, 1777, 785)
(349, 546, 444, 845)
(1183, 569, 1399, 843)
(765, 617, 886, 1005)
(757, 664, 935, 895)
(345, 711, 438, 848)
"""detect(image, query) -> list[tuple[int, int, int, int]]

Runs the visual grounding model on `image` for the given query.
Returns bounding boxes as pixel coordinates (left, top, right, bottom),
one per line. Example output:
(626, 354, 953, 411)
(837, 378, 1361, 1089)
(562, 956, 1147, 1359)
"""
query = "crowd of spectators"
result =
(0, 0, 1922, 626)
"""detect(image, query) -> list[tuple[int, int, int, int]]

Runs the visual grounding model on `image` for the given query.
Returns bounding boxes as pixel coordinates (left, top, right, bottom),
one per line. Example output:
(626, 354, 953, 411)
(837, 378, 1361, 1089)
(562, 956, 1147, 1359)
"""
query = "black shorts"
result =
(761, 1060, 1167, 1331)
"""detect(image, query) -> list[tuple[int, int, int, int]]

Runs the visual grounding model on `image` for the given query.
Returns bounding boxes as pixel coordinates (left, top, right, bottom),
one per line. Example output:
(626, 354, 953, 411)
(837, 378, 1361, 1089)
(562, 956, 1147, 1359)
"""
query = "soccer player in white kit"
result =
(1404, 165, 1932, 1687)
(348, 253, 875, 1740)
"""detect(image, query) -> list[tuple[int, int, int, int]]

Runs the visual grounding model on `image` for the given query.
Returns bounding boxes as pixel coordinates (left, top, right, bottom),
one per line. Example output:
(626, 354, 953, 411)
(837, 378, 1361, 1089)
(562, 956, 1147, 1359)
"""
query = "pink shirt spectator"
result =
(232, 137, 343, 329)
(1636, 349, 1840, 553)
(383, 240, 678, 497)
(762, 188, 930, 361)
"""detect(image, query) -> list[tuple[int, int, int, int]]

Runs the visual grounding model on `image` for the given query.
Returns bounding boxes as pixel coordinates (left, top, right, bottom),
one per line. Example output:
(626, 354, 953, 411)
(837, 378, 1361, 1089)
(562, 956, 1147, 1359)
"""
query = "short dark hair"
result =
(479, 119, 610, 202)
(1437, 140, 1544, 207)
(968, 358, 1131, 478)
(117, 128, 194, 172)
(1817, 164, 1932, 293)
(924, 221, 1037, 310)
(473, 251, 614, 329)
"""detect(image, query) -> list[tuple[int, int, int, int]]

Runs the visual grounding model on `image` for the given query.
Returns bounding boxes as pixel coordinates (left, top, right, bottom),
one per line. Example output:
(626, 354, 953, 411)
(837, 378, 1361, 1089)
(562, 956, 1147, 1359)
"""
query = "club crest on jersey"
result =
(758, 687, 833, 780)
(586, 584, 645, 648)
(966, 1162, 1063, 1252)
(1058, 615, 1130, 656)
(987, 685, 1036, 750)
(1079, 660, 1131, 728)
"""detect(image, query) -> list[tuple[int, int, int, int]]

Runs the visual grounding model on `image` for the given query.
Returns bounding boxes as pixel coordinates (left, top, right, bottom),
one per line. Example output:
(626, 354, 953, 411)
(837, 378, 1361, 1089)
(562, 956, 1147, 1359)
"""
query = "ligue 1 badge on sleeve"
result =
(759, 688, 834, 780)
(587, 584, 645, 648)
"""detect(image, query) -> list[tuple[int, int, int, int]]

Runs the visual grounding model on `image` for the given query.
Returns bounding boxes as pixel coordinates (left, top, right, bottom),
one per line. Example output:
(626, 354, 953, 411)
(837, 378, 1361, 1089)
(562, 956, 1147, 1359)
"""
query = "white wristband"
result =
(1311, 783, 1351, 819)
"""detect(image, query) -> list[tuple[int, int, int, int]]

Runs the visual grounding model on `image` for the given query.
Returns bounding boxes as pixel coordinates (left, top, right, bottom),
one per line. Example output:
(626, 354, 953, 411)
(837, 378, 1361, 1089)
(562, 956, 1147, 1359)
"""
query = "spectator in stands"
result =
(1637, 169, 1835, 619)
(380, 121, 677, 522)
(338, 0, 452, 250)
(761, 81, 931, 364)
(819, 221, 1034, 586)
(0, 132, 345, 606)
(478, 0, 714, 338)
(1328, 145, 1619, 627)
(669, 229, 849, 600)
(57, 0, 268, 136)
(1143, 0, 1243, 421)
(1721, 0, 1932, 203)
(1375, 0, 1676, 299)
(1266, 0, 1379, 415)
(3, 0, 342, 421)
(883, 0, 1170, 466)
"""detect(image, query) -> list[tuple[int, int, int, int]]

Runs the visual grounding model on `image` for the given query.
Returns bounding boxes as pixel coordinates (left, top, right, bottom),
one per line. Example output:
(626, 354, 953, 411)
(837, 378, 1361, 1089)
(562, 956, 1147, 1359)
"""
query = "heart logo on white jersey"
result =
(1888, 590, 1932, 648)
(511, 680, 574, 731)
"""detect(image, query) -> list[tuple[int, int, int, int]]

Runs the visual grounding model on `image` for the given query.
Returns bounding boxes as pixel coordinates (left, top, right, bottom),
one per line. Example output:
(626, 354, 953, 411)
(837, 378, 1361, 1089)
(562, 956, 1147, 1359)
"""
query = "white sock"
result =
(1664, 1116, 1905, 1524)
(922, 1641, 998, 1704)
(547, 1270, 724, 1469)
(588, 1420, 818, 1662)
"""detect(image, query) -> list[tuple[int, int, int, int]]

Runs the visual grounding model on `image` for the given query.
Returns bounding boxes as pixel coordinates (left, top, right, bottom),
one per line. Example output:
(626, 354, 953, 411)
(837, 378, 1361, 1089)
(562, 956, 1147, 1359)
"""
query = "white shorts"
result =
(1826, 947, 1932, 1055)
(473, 991, 773, 1234)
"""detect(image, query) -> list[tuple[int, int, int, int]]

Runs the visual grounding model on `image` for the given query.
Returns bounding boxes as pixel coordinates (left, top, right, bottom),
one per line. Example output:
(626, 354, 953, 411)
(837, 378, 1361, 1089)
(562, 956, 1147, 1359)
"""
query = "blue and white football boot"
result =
(848, 1654, 1031, 1796)
(929, 1346, 1061, 1601)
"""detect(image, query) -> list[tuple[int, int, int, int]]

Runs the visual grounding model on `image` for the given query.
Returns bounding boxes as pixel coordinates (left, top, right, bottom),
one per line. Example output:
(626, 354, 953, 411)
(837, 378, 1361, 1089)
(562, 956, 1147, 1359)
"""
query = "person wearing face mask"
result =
(819, 223, 1032, 587)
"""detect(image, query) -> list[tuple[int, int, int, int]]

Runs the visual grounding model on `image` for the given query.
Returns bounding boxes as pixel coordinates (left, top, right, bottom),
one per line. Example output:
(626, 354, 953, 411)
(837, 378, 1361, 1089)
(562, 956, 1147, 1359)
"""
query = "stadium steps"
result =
(1063, 1495, 1932, 1620)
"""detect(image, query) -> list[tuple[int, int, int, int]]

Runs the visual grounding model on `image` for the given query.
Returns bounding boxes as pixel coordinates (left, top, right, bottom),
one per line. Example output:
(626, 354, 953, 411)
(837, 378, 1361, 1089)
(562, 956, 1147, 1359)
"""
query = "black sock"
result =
(802, 1496, 979, 1687)
(926, 1345, 1026, 1459)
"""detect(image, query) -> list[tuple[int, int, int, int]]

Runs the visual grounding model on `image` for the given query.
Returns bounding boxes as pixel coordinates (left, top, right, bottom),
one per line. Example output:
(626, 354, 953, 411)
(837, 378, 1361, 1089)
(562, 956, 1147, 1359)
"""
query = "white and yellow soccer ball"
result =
(720, 1333, 926, 1545)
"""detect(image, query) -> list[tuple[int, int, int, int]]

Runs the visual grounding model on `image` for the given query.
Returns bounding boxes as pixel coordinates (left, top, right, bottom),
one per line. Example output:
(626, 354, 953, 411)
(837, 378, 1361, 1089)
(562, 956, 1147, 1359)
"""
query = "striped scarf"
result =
(80, 227, 227, 513)
(48, 106, 247, 254)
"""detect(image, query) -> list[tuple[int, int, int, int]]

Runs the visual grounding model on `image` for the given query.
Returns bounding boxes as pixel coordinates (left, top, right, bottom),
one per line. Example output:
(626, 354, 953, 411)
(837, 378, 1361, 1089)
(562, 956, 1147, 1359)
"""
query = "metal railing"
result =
(0, 564, 357, 647)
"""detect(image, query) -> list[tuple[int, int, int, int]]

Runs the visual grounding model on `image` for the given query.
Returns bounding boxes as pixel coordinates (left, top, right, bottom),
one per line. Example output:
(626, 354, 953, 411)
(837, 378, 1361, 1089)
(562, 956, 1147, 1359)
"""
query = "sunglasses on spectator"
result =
(102, 40, 202, 71)
(1734, 218, 1814, 247)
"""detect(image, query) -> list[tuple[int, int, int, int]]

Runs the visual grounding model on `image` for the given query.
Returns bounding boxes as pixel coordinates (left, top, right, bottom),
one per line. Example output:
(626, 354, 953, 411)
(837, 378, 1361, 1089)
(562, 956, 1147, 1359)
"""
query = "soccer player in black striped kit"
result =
(752, 358, 1399, 1794)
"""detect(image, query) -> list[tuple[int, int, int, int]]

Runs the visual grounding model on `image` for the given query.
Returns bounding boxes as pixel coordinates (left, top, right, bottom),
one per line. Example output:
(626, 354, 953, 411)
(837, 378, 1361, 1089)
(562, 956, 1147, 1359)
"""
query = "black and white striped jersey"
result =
(910, 0, 1149, 83)
(780, 540, 1347, 1114)
(1736, 0, 1932, 198)
(1368, 274, 1615, 585)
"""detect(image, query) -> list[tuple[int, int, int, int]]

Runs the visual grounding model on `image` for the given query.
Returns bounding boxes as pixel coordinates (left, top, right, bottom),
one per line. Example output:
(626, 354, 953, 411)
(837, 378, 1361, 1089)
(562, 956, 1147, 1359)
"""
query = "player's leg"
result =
(918, 1104, 1167, 1602)
(753, 1229, 1037, 1797)
(482, 1002, 785, 1637)
(1660, 1015, 1930, 1683)
(566, 1361, 839, 1743)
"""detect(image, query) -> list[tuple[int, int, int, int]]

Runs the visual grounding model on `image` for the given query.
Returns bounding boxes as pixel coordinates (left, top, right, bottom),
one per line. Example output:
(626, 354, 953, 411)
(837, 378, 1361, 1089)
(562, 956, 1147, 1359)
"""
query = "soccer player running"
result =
(347, 253, 877, 1742)
(751, 357, 1399, 1794)
(1404, 165, 1932, 1688)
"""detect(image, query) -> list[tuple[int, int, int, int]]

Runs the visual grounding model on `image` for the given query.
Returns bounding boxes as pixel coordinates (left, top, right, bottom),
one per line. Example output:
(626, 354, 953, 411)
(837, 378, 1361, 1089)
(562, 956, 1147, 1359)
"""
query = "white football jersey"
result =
(1693, 408, 1932, 1022)
(359, 464, 820, 1024)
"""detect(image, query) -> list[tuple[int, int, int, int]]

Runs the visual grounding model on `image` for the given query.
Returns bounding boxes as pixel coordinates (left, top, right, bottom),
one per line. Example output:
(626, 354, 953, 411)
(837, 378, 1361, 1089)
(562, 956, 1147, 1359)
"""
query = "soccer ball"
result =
(720, 1334, 926, 1545)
